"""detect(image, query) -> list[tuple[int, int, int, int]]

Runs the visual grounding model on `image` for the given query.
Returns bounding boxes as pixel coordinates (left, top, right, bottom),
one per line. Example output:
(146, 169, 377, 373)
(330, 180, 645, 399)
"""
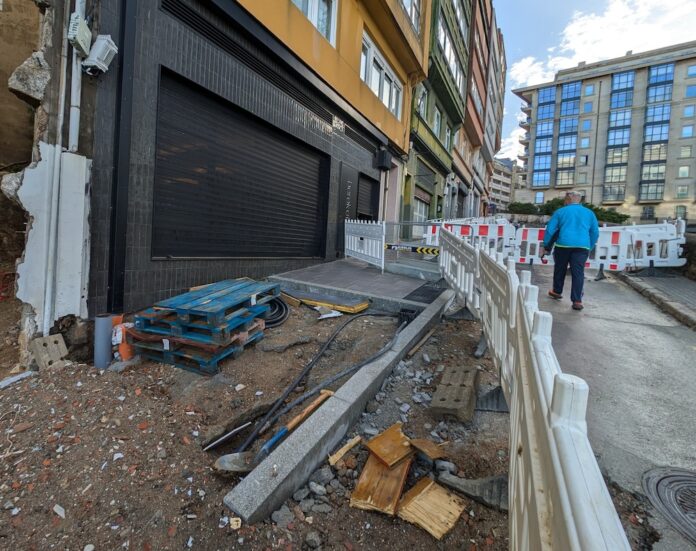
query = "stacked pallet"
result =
(128, 279, 280, 374)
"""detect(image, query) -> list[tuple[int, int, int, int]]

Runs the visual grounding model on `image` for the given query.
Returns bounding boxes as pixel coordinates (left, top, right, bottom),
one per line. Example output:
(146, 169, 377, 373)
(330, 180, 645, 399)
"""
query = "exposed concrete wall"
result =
(0, 0, 40, 169)
(684, 233, 696, 281)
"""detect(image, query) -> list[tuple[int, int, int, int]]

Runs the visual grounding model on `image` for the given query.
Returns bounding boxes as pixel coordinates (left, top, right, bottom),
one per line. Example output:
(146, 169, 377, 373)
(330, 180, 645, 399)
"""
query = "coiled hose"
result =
(264, 296, 290, 328)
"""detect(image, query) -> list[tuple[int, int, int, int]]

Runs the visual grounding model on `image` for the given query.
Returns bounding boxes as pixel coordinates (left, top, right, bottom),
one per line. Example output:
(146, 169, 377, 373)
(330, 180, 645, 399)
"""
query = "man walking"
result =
(540, 192, 599, 311)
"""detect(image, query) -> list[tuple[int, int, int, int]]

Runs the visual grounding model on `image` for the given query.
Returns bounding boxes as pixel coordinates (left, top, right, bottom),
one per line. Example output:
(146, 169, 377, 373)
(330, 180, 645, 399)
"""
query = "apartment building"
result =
(489, 157, 513, 210)
(514, 41, 696, 222)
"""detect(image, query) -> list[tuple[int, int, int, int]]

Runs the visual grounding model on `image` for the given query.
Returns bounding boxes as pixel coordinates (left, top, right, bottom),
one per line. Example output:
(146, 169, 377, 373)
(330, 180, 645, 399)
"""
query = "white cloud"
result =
(496, 126, 527, 162)
(509, 0, 696, 88)
(501, 0, 696, 161)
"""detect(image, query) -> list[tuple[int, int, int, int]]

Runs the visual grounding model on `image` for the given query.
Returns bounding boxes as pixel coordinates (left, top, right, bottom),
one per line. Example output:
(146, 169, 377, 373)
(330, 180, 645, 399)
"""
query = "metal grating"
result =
(642, 467, 696, 546)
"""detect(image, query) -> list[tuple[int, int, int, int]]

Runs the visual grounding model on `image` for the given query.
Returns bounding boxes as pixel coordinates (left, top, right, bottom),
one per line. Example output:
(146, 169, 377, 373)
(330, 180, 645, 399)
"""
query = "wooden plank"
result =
(365, 423, 412, 468)
(349, 454, 411, 516)
(406, 328, 436, 358)
(280, 289, 369, 314)
(280, 292, 302, 307)
(328, 435, 362, 466)
(410, 439, 448, 460)
(397, 477, 466, 540)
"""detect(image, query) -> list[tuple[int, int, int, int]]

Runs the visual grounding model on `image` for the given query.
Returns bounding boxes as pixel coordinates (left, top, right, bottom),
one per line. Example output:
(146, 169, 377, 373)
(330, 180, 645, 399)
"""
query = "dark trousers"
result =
(552, 247, 590, 303)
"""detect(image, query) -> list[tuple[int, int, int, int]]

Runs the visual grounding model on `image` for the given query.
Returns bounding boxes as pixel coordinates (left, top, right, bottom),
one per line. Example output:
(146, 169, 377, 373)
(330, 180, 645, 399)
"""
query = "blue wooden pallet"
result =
(134, 304, 269, 346)
(155, 279, 281, 326)
(133, 329, 264, 375)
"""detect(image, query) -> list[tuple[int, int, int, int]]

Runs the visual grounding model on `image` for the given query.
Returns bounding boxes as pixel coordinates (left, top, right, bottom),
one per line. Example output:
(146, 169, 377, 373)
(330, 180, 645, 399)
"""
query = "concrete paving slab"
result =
(223, 289, 455, 523)
(529, 265, 696, 550)
(431, 367, 479, 422)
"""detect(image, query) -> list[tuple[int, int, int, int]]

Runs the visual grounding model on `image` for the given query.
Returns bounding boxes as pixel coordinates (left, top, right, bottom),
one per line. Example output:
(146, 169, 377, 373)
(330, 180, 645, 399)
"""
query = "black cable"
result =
(264, 296, 290, 328)
(236, 311, 397, 453)
(259, 321, 407, 435)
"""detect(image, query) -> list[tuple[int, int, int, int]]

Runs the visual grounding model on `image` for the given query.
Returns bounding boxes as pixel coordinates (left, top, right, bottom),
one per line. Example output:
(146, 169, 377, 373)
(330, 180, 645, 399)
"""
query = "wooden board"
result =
(349, 454, 412, 516)
(280, 289, 369, 314)
(410, 439, 448, 460)
(366, 423, 412, 468)
(397, 477, 466, 540)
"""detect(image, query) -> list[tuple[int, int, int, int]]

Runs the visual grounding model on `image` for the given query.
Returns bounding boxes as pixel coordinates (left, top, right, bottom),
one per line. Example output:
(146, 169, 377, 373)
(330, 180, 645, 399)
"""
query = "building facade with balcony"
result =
(514, 41, 696, 222)
(406, 0, 470, 225)
(489, 157, 513, 210)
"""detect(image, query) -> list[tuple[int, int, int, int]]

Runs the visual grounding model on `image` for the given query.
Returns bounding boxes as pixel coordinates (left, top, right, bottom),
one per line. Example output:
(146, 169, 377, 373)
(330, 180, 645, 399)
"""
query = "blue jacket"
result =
(543, 204, 599, 250)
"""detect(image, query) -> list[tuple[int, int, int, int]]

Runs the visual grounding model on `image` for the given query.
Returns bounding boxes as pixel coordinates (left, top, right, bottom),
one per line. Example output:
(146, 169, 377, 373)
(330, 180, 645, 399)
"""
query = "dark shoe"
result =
(548, 290, 563, 300)
(572, 301, 584, 311)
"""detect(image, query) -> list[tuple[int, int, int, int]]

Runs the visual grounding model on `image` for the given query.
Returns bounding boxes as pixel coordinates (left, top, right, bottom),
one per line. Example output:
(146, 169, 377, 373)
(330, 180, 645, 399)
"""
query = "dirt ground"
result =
(0, 262, 21, 379)
(0, 299, 662, 550)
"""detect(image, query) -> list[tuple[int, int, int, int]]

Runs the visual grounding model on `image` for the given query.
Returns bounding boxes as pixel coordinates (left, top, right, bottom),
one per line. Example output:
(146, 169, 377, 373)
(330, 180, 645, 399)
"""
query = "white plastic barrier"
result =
(427, 221, 516, 254)
(438, 228, 631, 550)
(344, 220, 385, 272)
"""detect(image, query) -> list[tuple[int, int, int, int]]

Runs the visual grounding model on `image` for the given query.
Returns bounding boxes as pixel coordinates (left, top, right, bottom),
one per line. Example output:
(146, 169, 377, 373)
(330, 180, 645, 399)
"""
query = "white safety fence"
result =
(344, 220, 385, 272)
(439, 228, 631, 550)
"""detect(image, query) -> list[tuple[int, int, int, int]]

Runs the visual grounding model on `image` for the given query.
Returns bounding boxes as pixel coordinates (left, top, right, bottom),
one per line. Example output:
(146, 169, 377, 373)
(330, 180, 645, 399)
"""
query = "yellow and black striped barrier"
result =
(385, 244, 440, 256)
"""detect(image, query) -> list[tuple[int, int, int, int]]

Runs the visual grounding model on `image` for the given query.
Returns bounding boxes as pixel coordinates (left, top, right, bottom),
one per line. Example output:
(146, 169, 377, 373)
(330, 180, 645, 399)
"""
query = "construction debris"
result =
(431, 366, 479, 422)
(280, 289, 369, 314)
(438, 472, 509, 512)
(349, 454, 412, 515)
(365, 422, 412, 468)
(328, 435, 362, 466)
(29, 334, 68, 369)
(407, 328, 436, 358)
(397, 477, 466, 540)
(410, 438, 448, 460)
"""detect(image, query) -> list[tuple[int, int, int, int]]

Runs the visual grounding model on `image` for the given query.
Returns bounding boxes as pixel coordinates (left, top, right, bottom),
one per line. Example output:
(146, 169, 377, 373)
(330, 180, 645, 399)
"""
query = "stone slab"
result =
(223, 289, 454, 523)
(431, 367, 479, 422)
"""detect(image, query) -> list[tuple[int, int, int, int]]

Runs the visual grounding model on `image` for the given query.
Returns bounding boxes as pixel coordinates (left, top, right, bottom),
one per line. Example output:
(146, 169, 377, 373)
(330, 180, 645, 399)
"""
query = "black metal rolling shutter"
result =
(357, 174, 380, 220)
(152, 72, 328, 258)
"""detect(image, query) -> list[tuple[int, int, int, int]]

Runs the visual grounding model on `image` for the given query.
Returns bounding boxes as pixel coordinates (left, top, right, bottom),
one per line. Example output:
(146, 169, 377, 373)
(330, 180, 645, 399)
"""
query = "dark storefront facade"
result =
(89, 0, 387, 315)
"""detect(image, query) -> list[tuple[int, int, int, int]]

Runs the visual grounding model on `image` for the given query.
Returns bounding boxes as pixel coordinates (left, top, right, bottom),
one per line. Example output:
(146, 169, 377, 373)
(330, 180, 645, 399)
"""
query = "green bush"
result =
(538, 197, 565, 216)
(585, 203, 630, 224)
(507, 202, 539, 215)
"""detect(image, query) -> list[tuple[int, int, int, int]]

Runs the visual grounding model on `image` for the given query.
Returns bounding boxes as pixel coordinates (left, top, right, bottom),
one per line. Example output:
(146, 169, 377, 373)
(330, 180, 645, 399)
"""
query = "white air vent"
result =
(82, 35, 118, 75)
(68, 13, 91, 57)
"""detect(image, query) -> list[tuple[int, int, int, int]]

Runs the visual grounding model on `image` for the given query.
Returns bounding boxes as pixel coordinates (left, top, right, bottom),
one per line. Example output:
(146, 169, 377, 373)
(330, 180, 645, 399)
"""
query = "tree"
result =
(507, 202, 539, 215)
(585, 204, 630, 224)
(538, 197, 565, 216)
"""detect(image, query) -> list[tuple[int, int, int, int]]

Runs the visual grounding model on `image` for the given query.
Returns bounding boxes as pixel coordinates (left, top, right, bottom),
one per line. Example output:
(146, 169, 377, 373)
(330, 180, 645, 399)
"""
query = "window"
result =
(644, 123, 670, 142)
(433, 108, 441, 137)
(640, 183, 664, 202)
(537, 104, 554, 120)
(437, 12, 466, 97)
(687, 85, 696, 98)
(445, 126, 452, 149)
(604, 185, 626, 201)
(560, 100, 579, 116)
(536, 121, 553, 136)
(681, 145, 693, 158)
(605, 166, 627, 183)
(609, 109, 631, 127)
(413, 197, 429, 224)
(583, 101, 593, 113)
(561, 81, 581, 99)
(556, 170, 575, 186)
(642, 163, 666, 181)
(585, 84, 595, 96)
(559, 117, 578, 134)
(535, 137, 552, 153)
(608, 128, 630, 146)
(471, 80, 483, 117)
(361, 34, 403, 118)
(678, 165, 690, 178)
(607, 146, 629, 164)
(557, 152, 576, 168)
(453, 0, 468, 42)
(579, 155, 589, 165)
(647, 84, 672, 103)
(685, 105, 696, 118)
(643, 143, 667, 161)
(675, 205, 687, 219)
(532, 171, 550, 187)
(689, 65, 696, 78)
(577, 172, 588, 184)
(418, 88, 428, 117)
(582, 119, 591, 131)
(292, 0, 337, 43)
(611, 91, 633, 109)
(538, 86, 555, 104)
(612, 71, 635, 90)
(558, 135, 577, 151)
(534, 191, 544, 204)
(648, 63, 674, 84)
(533, 154, 551, 170)
(580, 137, 590, 148)
(676, 185, 689, 199)
(401, 0, 421, 34)
(641, 206, 656, 219)
(646, 104, 671, 123)
(682, 125, 695, 138)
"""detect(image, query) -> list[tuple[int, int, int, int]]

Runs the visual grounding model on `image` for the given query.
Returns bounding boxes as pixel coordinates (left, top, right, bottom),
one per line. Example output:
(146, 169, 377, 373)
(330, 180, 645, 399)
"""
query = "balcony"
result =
(519, 133, 530, 145)
(519, 117, 531, 129)
(639, 182, 664, 202)
(521, 103, 532, 115)
(518, 150, 529, 162)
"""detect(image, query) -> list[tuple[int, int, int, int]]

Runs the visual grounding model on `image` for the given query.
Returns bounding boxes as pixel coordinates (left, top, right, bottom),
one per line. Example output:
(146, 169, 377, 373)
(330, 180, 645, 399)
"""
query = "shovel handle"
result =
(286, 390, 333, 431)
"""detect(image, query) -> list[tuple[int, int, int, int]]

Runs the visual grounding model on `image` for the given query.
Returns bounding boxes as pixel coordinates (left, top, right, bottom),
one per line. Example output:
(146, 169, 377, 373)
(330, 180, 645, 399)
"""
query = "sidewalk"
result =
(530, 266, 696, 550)
(616, 271, 696, 330)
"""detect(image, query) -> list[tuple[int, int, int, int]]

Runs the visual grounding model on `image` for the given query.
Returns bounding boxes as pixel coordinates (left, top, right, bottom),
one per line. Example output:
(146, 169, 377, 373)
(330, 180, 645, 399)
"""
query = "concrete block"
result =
(29, 334, 68, 369)
(224, 290, 454, 523)
(431, 367, 479, 422)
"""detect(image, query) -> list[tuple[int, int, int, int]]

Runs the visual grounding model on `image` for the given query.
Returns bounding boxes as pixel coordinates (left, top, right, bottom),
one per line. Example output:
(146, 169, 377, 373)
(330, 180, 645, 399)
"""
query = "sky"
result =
(494, 0, 696, 163)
